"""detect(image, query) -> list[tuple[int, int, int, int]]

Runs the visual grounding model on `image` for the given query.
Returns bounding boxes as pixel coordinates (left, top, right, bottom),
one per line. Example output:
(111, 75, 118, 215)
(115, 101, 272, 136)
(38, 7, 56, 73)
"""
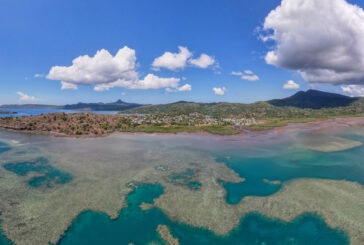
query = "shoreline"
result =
(0, 115, 363, 139)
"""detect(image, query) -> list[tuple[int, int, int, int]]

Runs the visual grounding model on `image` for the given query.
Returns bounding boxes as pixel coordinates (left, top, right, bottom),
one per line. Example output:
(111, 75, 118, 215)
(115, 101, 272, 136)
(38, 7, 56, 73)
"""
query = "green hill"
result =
(124, 90, 364, 121)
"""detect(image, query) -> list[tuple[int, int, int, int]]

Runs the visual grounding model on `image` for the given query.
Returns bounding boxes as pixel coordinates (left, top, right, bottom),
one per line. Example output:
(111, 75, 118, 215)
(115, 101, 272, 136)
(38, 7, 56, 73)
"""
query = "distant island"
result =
(0, 104, 64, 109)
(0, 99, 143, 111)
(0, 89, 363, 136)
(63, 99, 142, 111)
(0, 111, 17, 114)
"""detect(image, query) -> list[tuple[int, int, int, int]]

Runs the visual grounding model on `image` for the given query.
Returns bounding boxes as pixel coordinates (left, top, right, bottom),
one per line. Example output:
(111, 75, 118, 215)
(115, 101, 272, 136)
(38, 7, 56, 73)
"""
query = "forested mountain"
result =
(268, 89, 358, 109)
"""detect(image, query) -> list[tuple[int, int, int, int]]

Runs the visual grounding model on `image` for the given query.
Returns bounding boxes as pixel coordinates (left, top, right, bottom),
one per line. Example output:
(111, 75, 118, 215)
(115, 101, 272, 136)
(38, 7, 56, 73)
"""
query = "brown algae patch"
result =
(262, 178, 281, 185)
(157, 225, 179, 245)
(300, 134, 362, 152)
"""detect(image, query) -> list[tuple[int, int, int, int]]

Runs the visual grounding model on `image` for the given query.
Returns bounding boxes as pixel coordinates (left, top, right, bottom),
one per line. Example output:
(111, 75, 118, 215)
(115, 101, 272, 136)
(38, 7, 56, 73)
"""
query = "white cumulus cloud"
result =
(47, 46, 138, 85)
(283, 80, 300, 90)
(16, 92, 39, 102)
(232, 70, 259, 81)
(152, 46, 192, 71)
(152, 46, 216, 71)
(136, 74, 180, 90)
(165, 84, 192, 93)
(93, 74, 180, 92)
(178, 84, 192, 91)
(47, 46, 181, 91)
(341, 85, 364, 97)
(189, 54, 215, 68)
(262, 0, 364, 85)
(213, 87, 226, 95)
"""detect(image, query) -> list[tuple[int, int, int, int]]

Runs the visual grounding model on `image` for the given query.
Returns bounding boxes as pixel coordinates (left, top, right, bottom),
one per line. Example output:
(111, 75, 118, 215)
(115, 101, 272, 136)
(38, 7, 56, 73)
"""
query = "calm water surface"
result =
(215, 134, 364, 204)
(58, 184, 348, 245)
(0, 108, 117, 118)
(0, 125, 363, 244)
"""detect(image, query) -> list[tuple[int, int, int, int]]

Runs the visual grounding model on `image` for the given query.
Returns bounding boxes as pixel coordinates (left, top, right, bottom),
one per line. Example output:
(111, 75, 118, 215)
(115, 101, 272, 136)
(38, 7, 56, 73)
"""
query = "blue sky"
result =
(1, 0, 363, 105)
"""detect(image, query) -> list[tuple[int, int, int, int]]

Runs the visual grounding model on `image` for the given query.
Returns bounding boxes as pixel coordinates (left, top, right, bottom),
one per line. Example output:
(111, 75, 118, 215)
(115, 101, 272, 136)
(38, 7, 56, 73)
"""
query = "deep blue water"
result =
(215, 135, 364, 204)
(0, 108, 117, 118)
(58, 184, 349, 245)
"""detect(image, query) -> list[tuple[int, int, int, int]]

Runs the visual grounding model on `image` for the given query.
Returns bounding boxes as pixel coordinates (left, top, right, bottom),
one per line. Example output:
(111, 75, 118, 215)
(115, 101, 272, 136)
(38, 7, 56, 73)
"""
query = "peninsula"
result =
(0, 111, 17, 115)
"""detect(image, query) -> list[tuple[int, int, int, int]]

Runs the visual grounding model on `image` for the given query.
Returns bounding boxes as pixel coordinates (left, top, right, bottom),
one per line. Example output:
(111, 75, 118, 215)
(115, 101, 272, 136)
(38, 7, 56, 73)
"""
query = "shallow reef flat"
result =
(157, 225, 179, 245)
(0, 129, 363, 244)
(300, 134, 362, 152)
(149, 178, 364, 245)
(0, 132, 243, 245)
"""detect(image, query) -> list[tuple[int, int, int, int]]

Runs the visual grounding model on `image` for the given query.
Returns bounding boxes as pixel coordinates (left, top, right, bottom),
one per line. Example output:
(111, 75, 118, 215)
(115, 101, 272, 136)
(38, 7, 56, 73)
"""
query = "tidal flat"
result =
(0, 120, 363, 244)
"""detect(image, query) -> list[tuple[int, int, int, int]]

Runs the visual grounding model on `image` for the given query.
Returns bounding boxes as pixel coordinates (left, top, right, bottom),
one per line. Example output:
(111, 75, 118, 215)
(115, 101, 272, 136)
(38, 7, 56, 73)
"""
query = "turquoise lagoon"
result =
(3, 157, 72, 188)
(0, 142, 10, 155)
(0, 126, 363, 244)
(58, 184, 348, 245)
(167, 169, 202, 190)
(0, 216, 11, 245)
(215, 134, 364, 204)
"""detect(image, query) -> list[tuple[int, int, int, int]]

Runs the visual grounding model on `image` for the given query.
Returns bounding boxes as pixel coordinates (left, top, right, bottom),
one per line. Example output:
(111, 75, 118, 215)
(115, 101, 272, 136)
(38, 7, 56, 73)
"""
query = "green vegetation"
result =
(1, 90, 364, 135)
(125, 99, 364, 119)
(121, 125, 238, 135)
(124, 90, 364, 131)
(269, 89, 358, 109)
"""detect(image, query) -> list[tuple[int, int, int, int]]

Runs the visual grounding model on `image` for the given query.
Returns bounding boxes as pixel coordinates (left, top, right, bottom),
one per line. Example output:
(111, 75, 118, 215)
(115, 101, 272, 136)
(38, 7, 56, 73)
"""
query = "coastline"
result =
(0, 115, 363, 139)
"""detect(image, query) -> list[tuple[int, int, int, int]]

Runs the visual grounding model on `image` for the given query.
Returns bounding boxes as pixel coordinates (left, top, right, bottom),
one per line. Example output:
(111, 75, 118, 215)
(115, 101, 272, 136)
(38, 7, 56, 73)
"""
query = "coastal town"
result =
(130, 113, 257, 127)
(0, 112, 258, 137)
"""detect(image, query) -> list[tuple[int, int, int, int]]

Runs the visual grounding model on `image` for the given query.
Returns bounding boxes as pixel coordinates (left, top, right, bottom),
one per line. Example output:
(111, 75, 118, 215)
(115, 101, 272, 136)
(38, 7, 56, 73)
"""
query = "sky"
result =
(1, 0, 364, 105)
